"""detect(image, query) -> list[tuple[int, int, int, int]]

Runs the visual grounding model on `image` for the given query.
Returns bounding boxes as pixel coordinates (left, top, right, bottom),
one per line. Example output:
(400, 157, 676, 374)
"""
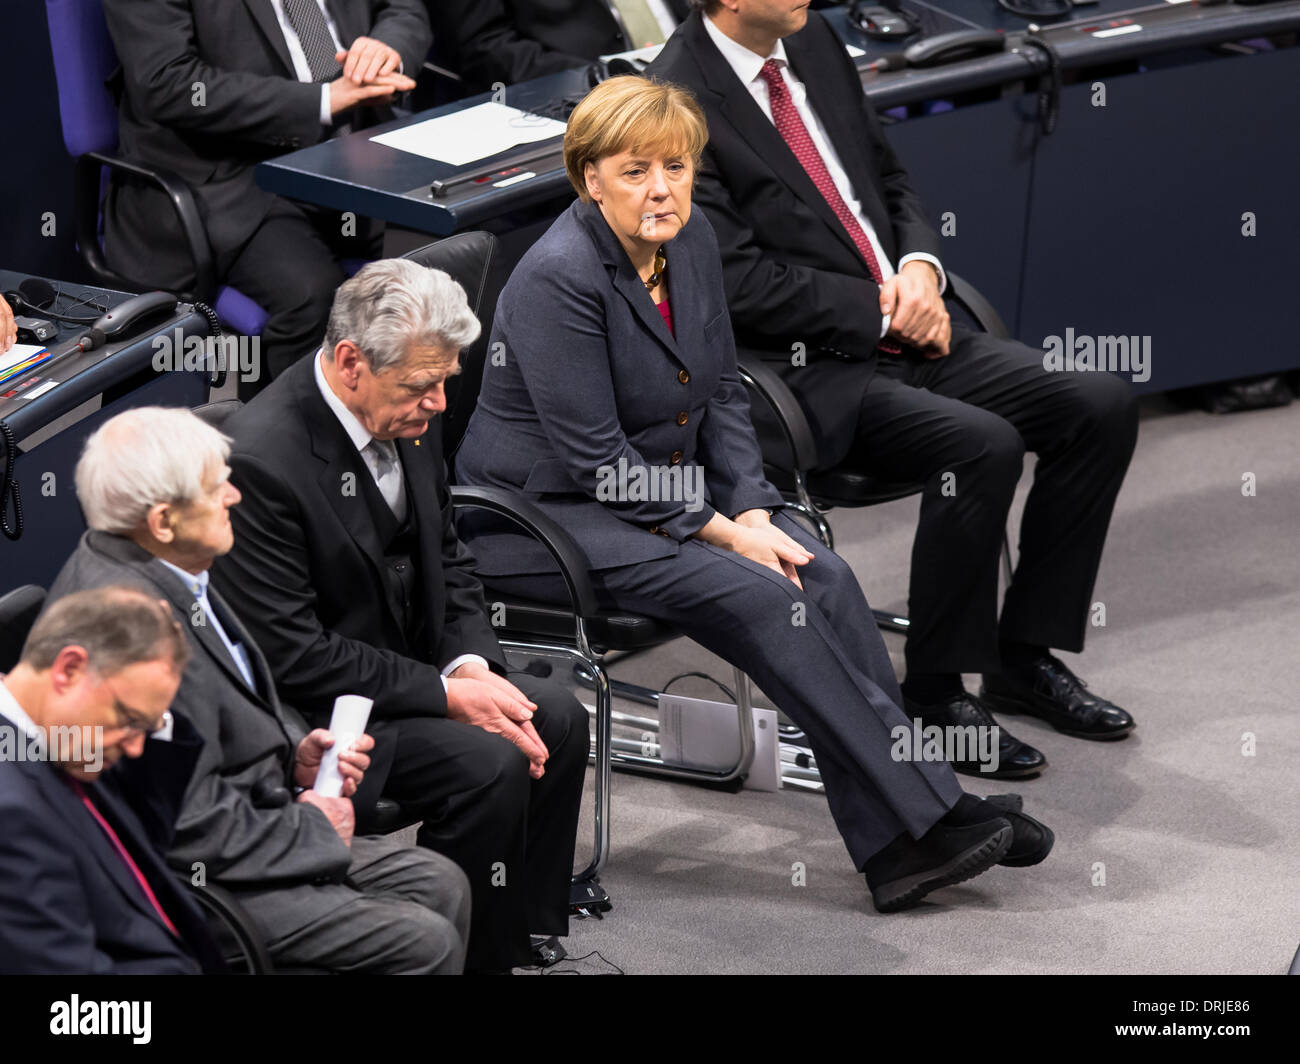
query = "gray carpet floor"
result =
(504, 395, 1299, 974)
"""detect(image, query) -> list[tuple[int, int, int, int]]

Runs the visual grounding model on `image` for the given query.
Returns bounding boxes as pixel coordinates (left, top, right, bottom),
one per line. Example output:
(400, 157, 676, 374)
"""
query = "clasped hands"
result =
(294, 728, 374, 846)
(879, 260, 951, 358)
(445, 660, 549, 781)
(328, 36, 415, 117)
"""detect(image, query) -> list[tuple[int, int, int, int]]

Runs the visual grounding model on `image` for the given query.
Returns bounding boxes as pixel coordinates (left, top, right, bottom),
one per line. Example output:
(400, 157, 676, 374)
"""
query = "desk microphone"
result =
(865, 53, 908, 72)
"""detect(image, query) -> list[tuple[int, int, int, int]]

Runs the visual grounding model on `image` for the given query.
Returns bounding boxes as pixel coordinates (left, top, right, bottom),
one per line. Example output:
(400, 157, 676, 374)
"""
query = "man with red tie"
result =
(0, 587, 226, 974)
(648, 1, 1139, 779)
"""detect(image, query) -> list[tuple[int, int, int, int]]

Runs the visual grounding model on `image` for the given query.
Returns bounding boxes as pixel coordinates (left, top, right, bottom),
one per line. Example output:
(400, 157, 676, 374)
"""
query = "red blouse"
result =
(656, 297, 673, 336)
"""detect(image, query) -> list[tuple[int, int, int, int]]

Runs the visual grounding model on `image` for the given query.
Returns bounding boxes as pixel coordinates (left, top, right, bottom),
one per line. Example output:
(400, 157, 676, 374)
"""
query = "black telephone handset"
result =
(903, 29, 1007, 67)
(91, 290, 178, 342)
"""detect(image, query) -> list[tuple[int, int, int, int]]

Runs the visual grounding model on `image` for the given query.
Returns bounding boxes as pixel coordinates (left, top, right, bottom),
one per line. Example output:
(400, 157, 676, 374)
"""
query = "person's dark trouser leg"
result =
(351, 700, 584, 972)
(912, 330, 1140, 654)
(843, 363, 1026, 676)
(221, 201, 345, 397)
(507, 673, 588, 937)
(248, 837, 469, 973)
(486, 517, 963, 871)
(353, 715, 529, 971)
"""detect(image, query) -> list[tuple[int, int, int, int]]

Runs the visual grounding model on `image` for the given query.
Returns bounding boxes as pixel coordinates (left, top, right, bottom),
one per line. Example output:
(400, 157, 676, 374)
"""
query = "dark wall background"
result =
(1, 1, 87, 283)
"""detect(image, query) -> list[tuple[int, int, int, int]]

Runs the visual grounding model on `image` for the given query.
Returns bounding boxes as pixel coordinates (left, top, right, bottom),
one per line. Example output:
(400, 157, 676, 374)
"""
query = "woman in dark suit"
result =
(455, 77, 1052, 911)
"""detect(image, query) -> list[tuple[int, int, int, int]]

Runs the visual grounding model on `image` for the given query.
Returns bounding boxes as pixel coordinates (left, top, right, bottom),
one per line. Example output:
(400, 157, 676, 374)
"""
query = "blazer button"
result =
(677, 369, 690, 384)
(670, 450, 683, 465)
(676, 411, 689, 426)
(649, 525, 660, 535)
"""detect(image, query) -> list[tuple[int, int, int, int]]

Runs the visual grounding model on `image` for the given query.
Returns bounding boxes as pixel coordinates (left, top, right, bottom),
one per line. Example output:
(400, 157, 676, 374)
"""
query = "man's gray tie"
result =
(282, 0, 343, 82)
(366, 438, 408, 523)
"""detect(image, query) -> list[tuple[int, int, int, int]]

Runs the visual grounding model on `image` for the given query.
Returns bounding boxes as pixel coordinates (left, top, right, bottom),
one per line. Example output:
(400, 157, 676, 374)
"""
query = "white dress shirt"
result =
(157, 559, 257, 690)
(702, 15, 946, 337)
(313, 351, 487, 688)
(0, 680, 40, 740)
(269, 0, 345, 126)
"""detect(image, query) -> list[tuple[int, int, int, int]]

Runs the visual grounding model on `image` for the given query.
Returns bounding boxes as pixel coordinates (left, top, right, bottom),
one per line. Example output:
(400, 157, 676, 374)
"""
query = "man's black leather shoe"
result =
(904, 693, 1047, 779)
(981, 655, 1135, 740)
(865, 818, 1013, 912)
(530, 935, 567, 967)
(941, 792, 1055, 867)
(983, 794, 1055, 867)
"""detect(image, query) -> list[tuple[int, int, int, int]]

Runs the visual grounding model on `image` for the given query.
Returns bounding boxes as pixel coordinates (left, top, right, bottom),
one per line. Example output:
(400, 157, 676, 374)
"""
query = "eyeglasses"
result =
(118, 707, 171, 733)
(111, 699, 171, 736)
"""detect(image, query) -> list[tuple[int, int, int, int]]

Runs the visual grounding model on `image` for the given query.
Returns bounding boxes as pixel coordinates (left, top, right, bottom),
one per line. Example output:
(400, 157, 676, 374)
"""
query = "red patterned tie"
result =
(69, 778, 180, 938)
(758, 59, 900, 354)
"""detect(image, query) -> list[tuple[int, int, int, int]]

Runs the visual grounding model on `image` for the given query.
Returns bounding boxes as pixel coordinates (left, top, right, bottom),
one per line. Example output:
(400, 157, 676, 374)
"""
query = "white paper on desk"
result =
(657, 693, 781, 792)
(599, 43, 665, 64)
(313, 694, 373, 797)
(369, 102, 567, 166)
(0, 343, 49, 373)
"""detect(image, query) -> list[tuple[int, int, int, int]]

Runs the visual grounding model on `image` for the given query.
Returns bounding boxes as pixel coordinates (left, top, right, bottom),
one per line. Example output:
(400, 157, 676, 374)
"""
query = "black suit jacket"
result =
(211, 355, 506, 727)
(431, 0, 691, 92)
(647, 11, 942, 360)
(103, 0, 431, 285)
(0, 709, 225, 974)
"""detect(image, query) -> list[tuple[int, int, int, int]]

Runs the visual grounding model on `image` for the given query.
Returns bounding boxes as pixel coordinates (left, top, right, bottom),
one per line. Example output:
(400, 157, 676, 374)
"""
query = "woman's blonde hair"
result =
(563, 76, 708, 203)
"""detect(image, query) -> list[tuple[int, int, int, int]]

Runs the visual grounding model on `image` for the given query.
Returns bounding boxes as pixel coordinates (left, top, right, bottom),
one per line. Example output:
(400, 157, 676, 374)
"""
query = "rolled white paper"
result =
(313, 694, 374, 798)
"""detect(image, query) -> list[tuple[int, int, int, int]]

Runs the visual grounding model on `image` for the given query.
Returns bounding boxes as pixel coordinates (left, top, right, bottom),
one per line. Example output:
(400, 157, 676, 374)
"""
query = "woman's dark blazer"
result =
(455, 198, 783, 576)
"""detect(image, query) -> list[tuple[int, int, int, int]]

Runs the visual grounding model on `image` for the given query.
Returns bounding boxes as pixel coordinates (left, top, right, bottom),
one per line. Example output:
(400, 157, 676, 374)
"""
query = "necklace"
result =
(642, 246, 666, 291)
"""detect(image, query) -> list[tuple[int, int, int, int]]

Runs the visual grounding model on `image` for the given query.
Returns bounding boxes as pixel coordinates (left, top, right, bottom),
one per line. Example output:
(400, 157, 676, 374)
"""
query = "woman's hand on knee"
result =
(732, 523, 814, 589)
(693, 512, 813, 587)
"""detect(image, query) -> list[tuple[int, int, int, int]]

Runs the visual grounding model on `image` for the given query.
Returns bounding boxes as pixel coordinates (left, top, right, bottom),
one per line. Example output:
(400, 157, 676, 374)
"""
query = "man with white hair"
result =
(211, 258, 588, 973)
(47, 405, 471, 974)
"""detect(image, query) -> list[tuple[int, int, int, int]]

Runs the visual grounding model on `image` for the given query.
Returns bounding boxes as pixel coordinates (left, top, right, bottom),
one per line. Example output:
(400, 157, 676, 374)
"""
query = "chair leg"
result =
(872, 608, 910, 634)
(731, 667, 757, 780)
(585, 652, 612, 882)
(790, 470, 834, 549)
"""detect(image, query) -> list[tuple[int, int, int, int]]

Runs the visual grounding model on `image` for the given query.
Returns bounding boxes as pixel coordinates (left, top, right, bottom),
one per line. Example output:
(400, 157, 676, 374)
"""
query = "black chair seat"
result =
(805, 470, 922, 507)
(764, 464, 923, 509)
(191, 399, 244, 430)
(368, 798, 420, 835)
(491, 594, 679, 653)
